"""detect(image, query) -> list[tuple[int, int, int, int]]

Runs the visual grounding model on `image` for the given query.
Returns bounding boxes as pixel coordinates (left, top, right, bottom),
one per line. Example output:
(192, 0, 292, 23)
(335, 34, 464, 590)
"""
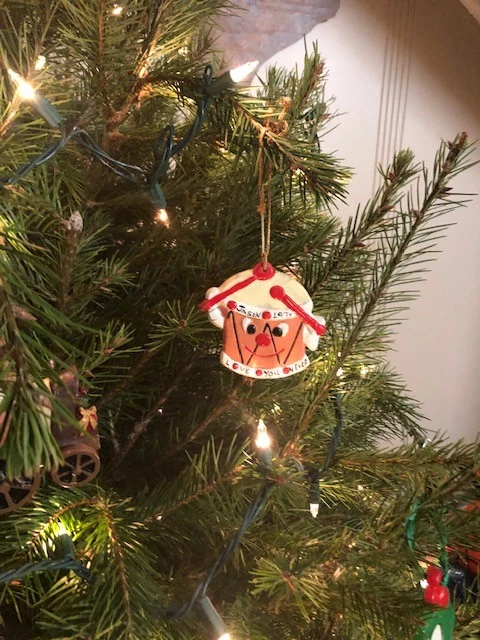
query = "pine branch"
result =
(98, 348, 155, 409)
(58, 211, 83, 312)
(99, 498, 134, 640)
(306, 150, 419, 299)
(286, 133, 470, 451)
(138, 435, 248, 520)
(96, 0, 115, 120)
(0, 284, 62, 475)
(228, 96, 348, 203)
(163, 466, 241, 517)
(106, 1, 162, 132)
(158, 377, 243, 463)
(113, 356, 196, 468)
(27, 497, 98, 550)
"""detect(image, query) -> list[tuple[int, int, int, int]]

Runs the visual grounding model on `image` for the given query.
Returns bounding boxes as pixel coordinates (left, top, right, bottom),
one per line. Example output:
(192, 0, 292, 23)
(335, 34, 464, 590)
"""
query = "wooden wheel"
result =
(0, 469, 40, 515)
(51, 445, 100, 488)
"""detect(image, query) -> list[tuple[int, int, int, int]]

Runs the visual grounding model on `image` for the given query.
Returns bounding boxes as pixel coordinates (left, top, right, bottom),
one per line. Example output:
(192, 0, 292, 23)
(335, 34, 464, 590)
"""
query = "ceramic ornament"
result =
(199, 262, 326, 379)
(413, 604, 455, 640)
(414, 566, 455, 640)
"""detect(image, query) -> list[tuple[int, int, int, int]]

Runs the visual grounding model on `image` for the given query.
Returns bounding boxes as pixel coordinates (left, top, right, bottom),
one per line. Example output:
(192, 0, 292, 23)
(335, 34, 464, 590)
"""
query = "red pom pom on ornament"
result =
(426, 565, 443, 584)
(424, 565, 450, 607)
(424, 585, 450, 607)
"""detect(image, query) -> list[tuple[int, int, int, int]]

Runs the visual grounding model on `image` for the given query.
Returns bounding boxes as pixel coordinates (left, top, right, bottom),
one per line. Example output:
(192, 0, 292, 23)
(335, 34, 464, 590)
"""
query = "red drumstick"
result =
(199, 262, 275, 312)
(270, 285, 326, 336)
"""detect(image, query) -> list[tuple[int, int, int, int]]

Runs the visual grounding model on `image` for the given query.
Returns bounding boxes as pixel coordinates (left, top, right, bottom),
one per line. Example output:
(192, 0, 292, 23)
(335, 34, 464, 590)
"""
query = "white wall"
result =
(258, 0, 480, 440)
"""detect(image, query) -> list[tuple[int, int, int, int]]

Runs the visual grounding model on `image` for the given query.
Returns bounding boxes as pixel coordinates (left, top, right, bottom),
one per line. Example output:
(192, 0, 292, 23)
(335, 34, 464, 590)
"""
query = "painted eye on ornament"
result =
(242, 318, 257, 334)
(272, 323, 289, 337)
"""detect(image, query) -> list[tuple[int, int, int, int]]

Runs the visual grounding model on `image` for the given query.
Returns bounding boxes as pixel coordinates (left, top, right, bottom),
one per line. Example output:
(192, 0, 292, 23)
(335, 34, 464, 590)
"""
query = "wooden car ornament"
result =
(0, 370, 100, 515)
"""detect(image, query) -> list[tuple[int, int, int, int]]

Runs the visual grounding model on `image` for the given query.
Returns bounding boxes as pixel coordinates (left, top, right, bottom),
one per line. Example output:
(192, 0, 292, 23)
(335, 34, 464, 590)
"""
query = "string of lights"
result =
(308, 393, 343, 518)
(0, 556, 92, 583)
(2, 60, 258, 226)
(406, 497, 450, 586)
(168, 396, 344, 639)
(0, 524, 92, 584)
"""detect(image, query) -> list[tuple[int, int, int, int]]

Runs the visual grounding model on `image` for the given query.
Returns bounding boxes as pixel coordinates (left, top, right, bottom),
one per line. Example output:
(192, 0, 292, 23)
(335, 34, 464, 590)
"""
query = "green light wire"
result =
(0, 556, 92, 584)
(405, 498, 420, 551)
(405, 497, 449, 585)
(1, 65, 217, 213)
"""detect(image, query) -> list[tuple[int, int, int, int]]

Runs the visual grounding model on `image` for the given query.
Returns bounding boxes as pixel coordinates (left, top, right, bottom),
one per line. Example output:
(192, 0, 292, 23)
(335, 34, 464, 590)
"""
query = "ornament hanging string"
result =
(257, 98, 290, 269)
(257, 127, 272, 270)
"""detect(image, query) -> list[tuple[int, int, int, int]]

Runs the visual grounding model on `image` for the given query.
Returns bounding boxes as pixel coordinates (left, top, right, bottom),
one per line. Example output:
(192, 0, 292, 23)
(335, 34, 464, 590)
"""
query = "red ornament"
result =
(424, 565, 450, 607)
(426, 565, 443, 584)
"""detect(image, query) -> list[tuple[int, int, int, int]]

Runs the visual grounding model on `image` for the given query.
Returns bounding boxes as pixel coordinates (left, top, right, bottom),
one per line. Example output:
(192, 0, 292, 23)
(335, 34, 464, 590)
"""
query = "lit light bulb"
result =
(199, 597, 230, 640)
(8, 70, 62, 126)
(155, 208, 169, 227)
(336, 367, 344, 378)
(309, 503, 319, 518)
(34, 55, 46, 71)
(8, 69, 35, 100)
(155, 514, 163, 521)
(55, 522, 75, 559)
(359, 365, 369, 378)
(357, 484, 364, 492)
(112, 4, 123, 15)
(229, 60, 259, 83)
(420, 579, 428, 589)
(255, 419, 271, 449)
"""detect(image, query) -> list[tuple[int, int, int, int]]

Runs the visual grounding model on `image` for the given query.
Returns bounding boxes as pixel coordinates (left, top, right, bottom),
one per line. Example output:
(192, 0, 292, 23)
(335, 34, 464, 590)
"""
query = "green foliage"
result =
(0, 1, 478, 640)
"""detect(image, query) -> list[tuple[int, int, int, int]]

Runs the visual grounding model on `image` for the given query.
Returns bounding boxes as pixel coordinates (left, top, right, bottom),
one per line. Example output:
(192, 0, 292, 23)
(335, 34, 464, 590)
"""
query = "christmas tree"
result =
(0, 2, 479, 639)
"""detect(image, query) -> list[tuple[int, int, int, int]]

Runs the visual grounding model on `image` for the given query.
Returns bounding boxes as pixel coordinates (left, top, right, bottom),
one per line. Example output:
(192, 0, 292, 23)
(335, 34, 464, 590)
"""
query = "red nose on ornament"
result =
(199, 262, 326, 379)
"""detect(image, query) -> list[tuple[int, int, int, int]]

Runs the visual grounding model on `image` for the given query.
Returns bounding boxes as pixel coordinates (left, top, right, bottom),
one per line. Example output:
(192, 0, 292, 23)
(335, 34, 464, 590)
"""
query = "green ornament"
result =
(413, 603, 455, 640)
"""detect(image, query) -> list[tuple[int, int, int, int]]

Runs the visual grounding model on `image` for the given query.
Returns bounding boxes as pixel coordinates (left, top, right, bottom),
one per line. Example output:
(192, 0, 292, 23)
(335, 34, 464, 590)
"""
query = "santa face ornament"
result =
(200, 263, 326, 379)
